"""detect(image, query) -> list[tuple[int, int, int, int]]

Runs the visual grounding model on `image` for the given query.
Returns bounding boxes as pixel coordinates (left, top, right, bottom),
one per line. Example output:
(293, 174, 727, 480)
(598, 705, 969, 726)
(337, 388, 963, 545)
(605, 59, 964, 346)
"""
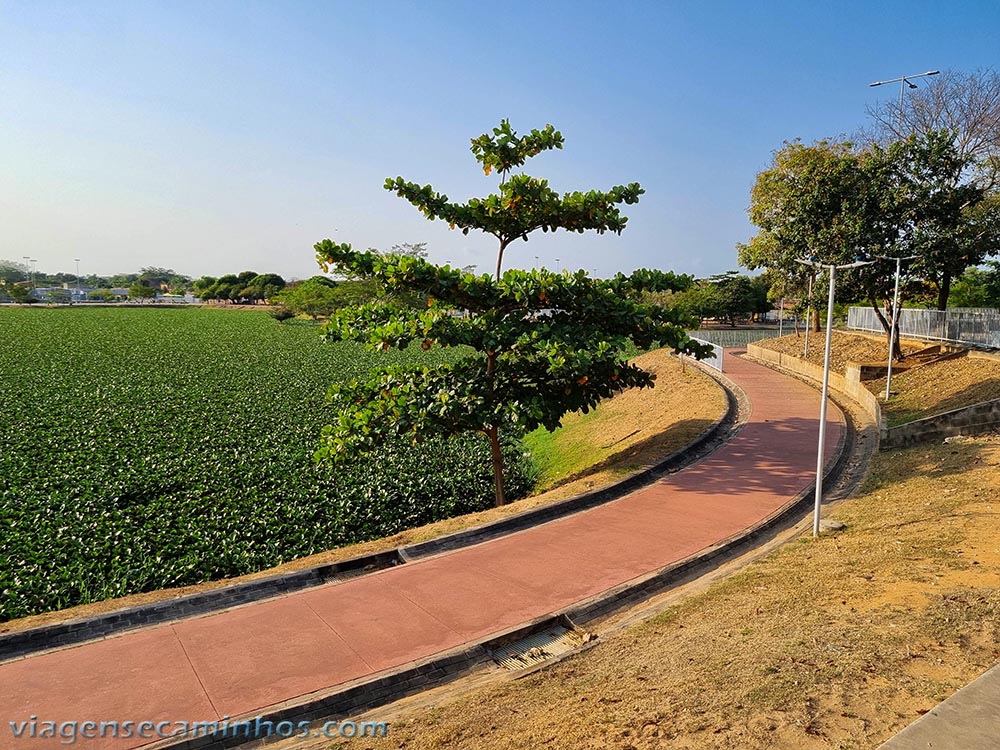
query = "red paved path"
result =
(0, 352, 843, 749)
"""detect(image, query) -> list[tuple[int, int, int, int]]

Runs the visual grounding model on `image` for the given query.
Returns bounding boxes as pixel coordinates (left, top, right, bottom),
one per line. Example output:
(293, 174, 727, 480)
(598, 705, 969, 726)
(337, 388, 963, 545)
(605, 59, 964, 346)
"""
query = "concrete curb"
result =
(0, 364, 744, 663)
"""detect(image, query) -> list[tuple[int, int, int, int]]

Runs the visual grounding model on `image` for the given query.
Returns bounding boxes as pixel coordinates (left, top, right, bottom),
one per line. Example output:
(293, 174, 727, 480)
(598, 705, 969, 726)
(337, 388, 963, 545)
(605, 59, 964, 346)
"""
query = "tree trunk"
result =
(495, 239, 510, 281)
(806, 306, 817, 332)
(486, 425, 506, 508)
(484, 348, 505, 507)
(871, 297, 904, 361)
(937, 272, 952, 311)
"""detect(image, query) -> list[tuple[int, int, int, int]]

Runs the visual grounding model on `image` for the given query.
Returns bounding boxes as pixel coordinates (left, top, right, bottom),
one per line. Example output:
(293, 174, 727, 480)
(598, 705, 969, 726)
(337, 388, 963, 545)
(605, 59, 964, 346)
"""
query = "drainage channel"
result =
(490, 624, 596, 671)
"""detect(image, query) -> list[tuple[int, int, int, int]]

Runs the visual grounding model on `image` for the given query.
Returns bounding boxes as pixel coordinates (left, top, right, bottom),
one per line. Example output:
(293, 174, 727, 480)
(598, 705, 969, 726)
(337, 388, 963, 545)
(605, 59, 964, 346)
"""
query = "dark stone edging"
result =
(138, 364, 856, 750)
(0, 363, 744, 663)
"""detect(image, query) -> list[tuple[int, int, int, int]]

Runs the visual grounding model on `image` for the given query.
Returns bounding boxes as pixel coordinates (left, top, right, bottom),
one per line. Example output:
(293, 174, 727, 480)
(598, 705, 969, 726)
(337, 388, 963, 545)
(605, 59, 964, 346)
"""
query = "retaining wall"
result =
(881, 398, 1000, 449)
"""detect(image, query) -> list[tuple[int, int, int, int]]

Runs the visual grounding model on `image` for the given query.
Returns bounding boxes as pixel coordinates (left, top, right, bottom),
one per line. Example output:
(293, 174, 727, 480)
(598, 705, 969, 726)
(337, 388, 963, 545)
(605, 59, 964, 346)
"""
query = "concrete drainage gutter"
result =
(0, 364, 745, 663)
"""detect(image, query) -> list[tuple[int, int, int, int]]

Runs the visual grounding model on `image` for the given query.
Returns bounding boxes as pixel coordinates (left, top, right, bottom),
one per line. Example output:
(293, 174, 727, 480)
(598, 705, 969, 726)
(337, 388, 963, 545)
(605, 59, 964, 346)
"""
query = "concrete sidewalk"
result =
(0, 352, 843, 750)
(880, 662, 1000, 749)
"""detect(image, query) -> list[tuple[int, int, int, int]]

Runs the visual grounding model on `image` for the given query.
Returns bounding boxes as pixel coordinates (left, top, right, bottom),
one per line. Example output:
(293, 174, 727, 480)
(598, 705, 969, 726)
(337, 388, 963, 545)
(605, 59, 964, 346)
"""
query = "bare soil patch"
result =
(329, 435, 1000, 750)
(755, 330, 923, 372)
(1, 353, 725, 634)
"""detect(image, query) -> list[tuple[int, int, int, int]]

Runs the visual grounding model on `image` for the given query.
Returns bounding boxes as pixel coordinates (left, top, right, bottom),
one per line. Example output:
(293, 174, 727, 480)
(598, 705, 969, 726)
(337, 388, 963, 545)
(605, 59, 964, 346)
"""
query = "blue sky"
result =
(2, 1, 999, 280)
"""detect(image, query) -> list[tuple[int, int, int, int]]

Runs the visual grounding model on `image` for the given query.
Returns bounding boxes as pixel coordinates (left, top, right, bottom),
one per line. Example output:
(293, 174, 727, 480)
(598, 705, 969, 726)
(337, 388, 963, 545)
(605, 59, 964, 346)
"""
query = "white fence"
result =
(847, 307, 1000, 349)
(686, 336, 724, 372)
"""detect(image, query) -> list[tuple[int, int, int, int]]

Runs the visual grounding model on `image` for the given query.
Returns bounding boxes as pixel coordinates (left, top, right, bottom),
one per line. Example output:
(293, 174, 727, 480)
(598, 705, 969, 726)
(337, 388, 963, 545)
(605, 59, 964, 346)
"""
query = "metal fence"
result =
(687, 328, 781, 348)
(847, 307, 1000, 349)
(685, 336, 724, 372)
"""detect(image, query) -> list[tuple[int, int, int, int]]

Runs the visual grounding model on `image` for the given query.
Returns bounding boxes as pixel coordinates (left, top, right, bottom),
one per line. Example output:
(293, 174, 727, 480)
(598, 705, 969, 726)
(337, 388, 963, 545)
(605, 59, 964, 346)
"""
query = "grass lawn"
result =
(871, 354, 1000, 427)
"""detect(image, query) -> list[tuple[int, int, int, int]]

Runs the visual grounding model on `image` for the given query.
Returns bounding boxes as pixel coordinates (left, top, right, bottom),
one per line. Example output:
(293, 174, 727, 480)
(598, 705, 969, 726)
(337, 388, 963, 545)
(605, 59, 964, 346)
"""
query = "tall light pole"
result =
(796, 257, 874, 536)
(879, 254, 919, 400)
(22, 256, 32, 288)
(869, 70, 939, 131)
(74, 258, 81, 300)
(803, 272, 814, 357)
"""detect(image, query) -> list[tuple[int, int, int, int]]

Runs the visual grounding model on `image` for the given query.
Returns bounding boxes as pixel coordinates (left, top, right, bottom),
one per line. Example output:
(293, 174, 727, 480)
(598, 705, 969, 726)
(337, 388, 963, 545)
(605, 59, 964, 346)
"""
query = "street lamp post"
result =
(869, 70, 940, 131)
(803, 272, 814, 357)
(879, 254, 919, 400)
(75, 258, 81, 301)
(796, 257, 874, 536)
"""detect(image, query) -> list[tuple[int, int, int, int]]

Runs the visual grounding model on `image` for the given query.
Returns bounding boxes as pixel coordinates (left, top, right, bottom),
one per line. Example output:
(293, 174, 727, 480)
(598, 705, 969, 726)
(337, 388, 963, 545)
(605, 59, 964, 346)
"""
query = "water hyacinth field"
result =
(0, 307, 533, 621)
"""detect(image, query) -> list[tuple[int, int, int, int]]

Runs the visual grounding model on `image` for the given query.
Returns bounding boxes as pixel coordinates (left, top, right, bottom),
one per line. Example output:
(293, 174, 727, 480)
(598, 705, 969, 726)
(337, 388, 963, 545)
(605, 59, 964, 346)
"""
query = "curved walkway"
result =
(0, 352, 843, 749)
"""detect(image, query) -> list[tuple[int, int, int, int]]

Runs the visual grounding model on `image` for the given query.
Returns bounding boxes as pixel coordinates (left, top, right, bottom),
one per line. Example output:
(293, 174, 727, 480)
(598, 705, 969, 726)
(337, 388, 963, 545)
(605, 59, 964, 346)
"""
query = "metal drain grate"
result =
(490, 625, 594, 670)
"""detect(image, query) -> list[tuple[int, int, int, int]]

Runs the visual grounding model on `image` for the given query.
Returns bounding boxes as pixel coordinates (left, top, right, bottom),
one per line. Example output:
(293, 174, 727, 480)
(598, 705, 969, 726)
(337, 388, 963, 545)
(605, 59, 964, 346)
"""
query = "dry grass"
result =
(1, 353, 725, 635)
(331, 435, 1000, 750)
(870, 355, 1000, 427)
(525, 350, 727, 494)
(755, 330, 923, 372)
(757, 332, 1000, 427)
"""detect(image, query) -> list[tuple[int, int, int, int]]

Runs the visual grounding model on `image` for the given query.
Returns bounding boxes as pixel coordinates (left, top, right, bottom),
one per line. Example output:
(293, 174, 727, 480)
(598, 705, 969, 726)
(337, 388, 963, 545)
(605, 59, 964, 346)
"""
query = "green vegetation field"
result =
(0, 307, 532, 621)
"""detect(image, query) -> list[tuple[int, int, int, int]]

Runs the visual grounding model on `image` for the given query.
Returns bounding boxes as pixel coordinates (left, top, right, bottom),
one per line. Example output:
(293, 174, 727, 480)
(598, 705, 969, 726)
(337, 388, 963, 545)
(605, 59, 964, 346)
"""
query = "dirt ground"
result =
(1, 353, 725, 634)
(754, 330, 923, 373)
(329, 435, 1000, 750)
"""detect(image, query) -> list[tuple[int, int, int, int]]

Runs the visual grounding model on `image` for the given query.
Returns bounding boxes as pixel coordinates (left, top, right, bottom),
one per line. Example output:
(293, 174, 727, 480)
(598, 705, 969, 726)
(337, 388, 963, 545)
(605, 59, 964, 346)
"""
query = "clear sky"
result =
(3, 1, 999, 281)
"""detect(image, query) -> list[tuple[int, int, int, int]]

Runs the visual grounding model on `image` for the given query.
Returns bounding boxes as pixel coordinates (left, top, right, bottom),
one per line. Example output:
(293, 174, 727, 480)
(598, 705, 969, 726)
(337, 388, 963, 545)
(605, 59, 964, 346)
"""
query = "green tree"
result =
(275, 278, 340, 319)
(129, 282, 157, 302)
(315, 120, 706, 507)
(738, 139, 870, 333)
(8, 285, 33, 303)
(385, 119, 643, 280)
(241, 273, 286, 303)
(707, 272, 757, 326)
(948, 261, 1000, 308)
(0, 259, 30, 287)
(739, 133, 997, 358)
(138, 267, 175, 290)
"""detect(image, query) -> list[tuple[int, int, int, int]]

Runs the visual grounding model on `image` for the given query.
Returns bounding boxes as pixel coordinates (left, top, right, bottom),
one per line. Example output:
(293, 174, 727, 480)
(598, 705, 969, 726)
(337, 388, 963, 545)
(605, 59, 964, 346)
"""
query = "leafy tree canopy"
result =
(739, 131, 1000, 351)
(386, 119, 644, 279)
(316, 120, 705, 507)
(315, 242, 708, 485)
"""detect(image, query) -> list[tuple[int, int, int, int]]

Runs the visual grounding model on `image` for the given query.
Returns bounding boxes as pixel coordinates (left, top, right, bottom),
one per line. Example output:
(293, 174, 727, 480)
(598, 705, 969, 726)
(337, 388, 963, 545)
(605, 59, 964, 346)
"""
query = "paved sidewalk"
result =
(880, 662, 1000, 749)
(0, 352, 843, 750)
